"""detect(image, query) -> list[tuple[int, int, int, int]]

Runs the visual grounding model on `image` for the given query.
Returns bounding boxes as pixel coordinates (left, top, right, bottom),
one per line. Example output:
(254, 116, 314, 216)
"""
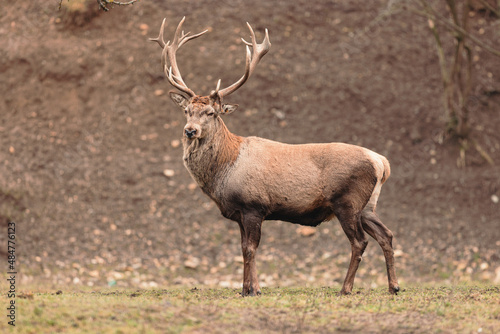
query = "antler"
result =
(217, 23, 271, 99)
(150, 17, 208, 97)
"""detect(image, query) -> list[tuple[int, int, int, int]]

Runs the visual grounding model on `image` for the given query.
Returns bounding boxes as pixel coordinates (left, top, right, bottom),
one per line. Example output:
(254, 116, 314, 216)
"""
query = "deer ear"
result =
(221, 104, 238, 115)
(169, 91, 190, 109)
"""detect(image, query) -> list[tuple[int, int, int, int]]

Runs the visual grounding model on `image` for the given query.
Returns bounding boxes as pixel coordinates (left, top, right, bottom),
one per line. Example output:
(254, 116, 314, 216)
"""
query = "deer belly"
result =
(266, 204, 335, 226)
(265, 193, 335, 226)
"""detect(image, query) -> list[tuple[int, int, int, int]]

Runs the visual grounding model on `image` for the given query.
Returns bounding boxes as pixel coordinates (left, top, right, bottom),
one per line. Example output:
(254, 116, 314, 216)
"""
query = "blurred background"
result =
(1, 0, 499, 290)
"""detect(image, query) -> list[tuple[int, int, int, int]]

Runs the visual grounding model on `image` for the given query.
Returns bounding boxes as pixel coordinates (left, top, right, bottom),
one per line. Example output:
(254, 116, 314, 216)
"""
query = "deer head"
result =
(150, 17, 271, 140)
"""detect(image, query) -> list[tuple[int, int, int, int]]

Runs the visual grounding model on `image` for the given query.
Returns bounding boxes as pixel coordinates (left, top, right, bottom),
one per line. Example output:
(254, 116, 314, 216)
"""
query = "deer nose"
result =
(185, 128, 197, 139)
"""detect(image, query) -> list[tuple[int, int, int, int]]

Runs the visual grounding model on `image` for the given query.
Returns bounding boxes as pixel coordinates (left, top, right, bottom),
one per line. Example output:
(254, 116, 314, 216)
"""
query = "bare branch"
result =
(59, 0, 140, 12)
(478, 0, 500, 17)
(410, 0, 500, 57)
(411, 0, 497, 165)
(97, 0, 139, 12)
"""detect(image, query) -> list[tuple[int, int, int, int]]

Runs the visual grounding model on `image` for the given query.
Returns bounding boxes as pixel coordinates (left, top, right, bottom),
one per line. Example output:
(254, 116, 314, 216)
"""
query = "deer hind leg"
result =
(337, 210, 369, 295)
(238, 212, 263, 297)
(361, 210, 400, 294)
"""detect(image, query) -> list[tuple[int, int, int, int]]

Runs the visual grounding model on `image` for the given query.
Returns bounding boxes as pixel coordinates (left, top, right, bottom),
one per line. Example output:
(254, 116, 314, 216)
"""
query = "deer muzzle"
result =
(184, 125, 201, 139)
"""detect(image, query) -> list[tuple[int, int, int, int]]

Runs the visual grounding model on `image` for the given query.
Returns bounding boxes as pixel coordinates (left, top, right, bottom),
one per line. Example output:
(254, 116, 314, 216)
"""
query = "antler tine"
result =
(149, 18, 167, 49)
(209, 79, 222, 106)
(151, 18, 269, 99)
(241, 22, 256, 46)
(172, 16, 186, 45)
(218, 23, 271, 98)
(178, 29, 209, 48)
(242, 23, 271, 70)
(211, 79, 221, 95)
(243, 45, 252, 79)
(170, 17, 208, 94)
(151, 17, 209, 97)
(172, 17, 209, 51)
(165, 66, 191, 93)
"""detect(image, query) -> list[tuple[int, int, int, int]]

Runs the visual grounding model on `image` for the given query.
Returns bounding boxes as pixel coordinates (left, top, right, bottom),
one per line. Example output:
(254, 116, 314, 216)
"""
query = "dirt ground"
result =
(1, 0, 499, 290)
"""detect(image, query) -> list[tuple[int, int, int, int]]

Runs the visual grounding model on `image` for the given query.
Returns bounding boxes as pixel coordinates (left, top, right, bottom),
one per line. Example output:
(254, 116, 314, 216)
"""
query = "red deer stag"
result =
(150, 17, 400, 296)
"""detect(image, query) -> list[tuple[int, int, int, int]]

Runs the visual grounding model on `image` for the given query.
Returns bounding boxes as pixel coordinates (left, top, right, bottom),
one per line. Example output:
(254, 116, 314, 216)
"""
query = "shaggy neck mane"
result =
(183, 116, 243, 197)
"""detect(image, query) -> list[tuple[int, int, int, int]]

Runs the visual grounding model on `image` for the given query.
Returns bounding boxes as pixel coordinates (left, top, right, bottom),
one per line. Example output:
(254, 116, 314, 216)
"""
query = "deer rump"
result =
(214, 138, 387, 227)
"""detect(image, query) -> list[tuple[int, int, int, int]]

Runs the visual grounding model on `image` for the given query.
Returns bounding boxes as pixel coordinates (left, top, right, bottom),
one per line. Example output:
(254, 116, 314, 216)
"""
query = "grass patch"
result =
(1, 285, 499, 333)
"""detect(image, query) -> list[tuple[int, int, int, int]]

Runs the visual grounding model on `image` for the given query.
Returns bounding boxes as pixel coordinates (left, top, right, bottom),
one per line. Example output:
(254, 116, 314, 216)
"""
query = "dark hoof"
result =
(391, 286, 400, 295)
(242, 288, 261, 297)
(338, 290, 352, 296)
(242, 292, 261, 297)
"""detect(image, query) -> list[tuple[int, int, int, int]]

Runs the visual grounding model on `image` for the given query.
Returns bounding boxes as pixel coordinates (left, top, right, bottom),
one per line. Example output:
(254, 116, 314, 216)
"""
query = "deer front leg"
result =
(238, 213, 262, 296)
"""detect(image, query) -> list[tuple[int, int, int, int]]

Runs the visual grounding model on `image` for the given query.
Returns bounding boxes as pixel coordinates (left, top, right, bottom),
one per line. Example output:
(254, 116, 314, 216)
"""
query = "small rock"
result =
(495, 267, 500, 283)
(140, 281, 158, 288)
(296, 226, 316, 237)
(480, 271, 493, 281)
(480, 262, 489, 270)
(184, 257, 200, 269)
(491, 194, 499, 204)
(219, 281, 232, 288)
(271, 108, 286, 120)
(394, 249, 404, 257)
(321, 252, 332, 260)
(88, 270, 100, 278)
(163, 169, 175, 178)
(139, 23, 149, 36)
(171, 139, 181, 148)
(244, 108, 258, 116)
(109, 271, 124, 280)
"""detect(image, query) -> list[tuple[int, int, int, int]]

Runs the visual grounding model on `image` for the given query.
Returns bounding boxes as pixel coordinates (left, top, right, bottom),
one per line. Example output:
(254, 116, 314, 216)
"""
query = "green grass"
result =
(2, 285, 499, 333)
